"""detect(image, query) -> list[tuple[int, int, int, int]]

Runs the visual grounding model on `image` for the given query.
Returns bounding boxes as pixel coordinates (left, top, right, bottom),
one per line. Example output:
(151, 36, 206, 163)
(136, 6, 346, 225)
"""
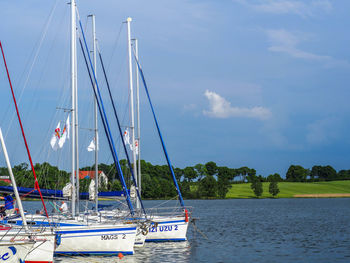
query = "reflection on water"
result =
(55, 242, 191, 263)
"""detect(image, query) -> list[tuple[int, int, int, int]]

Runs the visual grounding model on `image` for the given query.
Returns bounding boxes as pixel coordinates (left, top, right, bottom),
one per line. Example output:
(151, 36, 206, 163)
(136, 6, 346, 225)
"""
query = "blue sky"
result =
(1, 0, 350, 177)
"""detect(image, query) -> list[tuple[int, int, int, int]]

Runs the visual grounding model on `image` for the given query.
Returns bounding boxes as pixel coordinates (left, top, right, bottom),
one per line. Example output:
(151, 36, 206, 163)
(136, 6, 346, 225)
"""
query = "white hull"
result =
(0, 241, 34, 263)
(134, 229, 147, 247)
(146, 216, 189, 242)
(54, 224, 136, 256)
(0, 231, 55, 263)
(1, 216, 137, 256)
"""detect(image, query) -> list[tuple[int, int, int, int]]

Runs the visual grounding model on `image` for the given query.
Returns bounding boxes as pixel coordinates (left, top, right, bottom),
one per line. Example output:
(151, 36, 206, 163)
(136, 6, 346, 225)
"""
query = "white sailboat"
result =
(46, 0, 138, 255)
(0, 128, 55, 263)
(0, 1, 138, 257)
(100, 17, 190, 242)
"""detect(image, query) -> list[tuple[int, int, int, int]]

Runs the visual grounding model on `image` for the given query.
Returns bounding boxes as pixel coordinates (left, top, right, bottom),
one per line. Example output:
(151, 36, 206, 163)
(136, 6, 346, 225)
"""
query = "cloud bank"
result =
(203, 90, 271, 120)
(233, 0, 332, 17)
(266, 29, 350, 67)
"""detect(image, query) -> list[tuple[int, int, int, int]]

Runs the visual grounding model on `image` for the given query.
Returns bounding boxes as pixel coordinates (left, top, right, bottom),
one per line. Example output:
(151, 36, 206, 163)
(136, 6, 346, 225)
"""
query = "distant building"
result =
(0, 176, 11, 185)
(79, 171, 108, 186)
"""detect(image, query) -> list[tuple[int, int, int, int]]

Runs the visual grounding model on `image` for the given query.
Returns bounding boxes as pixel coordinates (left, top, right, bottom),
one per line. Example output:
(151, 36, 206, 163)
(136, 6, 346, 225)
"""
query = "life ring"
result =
(142, 229, 148, 236)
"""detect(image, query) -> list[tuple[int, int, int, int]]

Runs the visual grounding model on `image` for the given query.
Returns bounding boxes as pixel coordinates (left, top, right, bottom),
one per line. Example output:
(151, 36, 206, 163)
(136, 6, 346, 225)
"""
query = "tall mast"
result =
(133, 38, 142, 199)
(126, 17, 139, 209)
(75, 14, 80, 215)
(90, 14, 99, 213)
(0, 128, 28, 231)
(70, 0, 77, 216)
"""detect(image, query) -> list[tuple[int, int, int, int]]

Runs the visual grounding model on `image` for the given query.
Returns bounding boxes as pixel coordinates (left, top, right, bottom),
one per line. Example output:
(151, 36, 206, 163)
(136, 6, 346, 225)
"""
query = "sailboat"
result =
(0, 39, 56, 262)
(132, 40, 190, 242)
(94, 17, 191, 242)
(0, 0, 138, 256)
(0, 128, 55, 263)
(128, 19, 191, 242)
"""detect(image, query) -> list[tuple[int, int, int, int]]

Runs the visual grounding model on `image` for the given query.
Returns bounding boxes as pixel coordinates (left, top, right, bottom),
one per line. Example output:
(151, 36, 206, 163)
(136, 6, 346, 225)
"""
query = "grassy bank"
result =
(226, 180, 350, 198)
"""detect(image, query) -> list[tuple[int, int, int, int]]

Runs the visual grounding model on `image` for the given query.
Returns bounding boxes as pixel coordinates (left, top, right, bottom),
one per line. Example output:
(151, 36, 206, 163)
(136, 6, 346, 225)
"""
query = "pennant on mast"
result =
(50, 122, 61, 151)
(58, 115, 70, 148)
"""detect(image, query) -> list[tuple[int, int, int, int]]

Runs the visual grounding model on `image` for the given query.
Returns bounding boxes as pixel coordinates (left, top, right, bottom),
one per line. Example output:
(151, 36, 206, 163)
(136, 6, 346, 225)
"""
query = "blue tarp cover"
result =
(0, 186, 127, 200)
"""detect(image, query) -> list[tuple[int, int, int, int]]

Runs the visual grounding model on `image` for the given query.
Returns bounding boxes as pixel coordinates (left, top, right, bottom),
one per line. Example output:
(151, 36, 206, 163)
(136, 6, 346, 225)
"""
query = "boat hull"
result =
(1, 217, 137, 256)
(146, 217, 188, 242)
(54, 224, 136, 256)
(0, 231, 55, 263)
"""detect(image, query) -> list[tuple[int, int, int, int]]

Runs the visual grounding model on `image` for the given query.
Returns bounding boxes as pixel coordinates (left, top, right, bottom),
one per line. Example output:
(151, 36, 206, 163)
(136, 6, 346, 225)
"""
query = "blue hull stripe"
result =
(55, 251, 133, 256)
(154, 220, 186, 225)
(61, 232, 134, 239)
(0, 220, 83, 227)
(145, 238, 186, 242)
(57, 227, 136, 234)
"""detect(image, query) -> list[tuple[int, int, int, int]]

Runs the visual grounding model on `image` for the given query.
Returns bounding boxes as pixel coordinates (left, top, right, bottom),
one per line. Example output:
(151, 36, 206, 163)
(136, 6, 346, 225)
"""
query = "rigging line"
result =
(4, 0, 60, 140)
(24, 8, 69, 163)
(97, 37, 128, 96)
(0, 41, 49, 218)
(132, 48, 185, 208)
(106, 23, 124, 72)
(77, 31, 134, 215)
(98, 50, 146, 215)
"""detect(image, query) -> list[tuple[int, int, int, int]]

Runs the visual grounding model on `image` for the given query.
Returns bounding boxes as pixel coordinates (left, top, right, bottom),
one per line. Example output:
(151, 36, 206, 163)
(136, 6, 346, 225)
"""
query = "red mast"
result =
(0, 41, 49, 218)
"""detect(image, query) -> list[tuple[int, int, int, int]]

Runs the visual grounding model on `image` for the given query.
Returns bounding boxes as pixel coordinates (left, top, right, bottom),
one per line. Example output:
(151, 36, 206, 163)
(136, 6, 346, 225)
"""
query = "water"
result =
(21, 198, 350, 263)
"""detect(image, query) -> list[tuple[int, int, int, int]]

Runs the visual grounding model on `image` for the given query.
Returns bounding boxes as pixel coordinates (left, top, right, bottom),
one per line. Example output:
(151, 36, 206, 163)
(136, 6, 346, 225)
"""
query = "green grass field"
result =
(225, 180, 350, 198)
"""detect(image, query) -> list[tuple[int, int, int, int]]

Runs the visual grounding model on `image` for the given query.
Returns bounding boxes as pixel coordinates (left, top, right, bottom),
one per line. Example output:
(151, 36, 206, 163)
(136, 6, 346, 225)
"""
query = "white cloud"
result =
(266, 29, 350, 67)
(234, 0, 332, 17)
(203, 90, 271, 120)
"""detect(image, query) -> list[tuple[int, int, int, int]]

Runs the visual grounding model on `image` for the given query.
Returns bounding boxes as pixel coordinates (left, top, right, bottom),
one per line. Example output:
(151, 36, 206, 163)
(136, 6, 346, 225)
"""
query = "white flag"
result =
(58, 115, 70, 148)
(50, 122, 61, 151)
(87, 139, 95, 152)
(87, 135, 98, 152)
(123, 129, 130, 147)
(134, 139, 139, 155)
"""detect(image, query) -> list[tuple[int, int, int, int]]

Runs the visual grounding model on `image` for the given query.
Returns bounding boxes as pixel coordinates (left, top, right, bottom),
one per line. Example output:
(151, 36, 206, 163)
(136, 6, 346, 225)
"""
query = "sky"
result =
(0, 0, 350, 178)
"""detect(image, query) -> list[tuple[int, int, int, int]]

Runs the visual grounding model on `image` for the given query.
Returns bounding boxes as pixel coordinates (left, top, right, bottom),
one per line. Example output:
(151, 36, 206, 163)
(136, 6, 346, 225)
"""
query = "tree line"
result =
(0, 162, 348, 199)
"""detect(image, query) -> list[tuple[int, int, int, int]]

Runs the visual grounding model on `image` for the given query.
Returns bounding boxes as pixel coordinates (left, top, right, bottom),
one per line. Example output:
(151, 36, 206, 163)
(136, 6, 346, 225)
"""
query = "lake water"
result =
(22, 198, 350, 263)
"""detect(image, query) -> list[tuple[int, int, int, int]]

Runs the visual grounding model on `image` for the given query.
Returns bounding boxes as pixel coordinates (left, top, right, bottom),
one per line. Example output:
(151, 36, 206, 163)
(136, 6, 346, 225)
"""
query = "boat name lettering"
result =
(149, 225, 178, 233)
(0, 246, 17, 261)
(101, 234, 119, 240)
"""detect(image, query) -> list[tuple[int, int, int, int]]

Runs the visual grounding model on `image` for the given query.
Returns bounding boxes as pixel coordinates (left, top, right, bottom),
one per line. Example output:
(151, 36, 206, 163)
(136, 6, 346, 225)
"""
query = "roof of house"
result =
(79, 171, 104, 180)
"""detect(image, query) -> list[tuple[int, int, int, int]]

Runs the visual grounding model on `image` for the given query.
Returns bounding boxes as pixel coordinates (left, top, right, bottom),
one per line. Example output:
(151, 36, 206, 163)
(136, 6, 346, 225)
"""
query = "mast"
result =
(90, 14, 99, 213)
(70, 0, 77, 216)
(0, 128, 28, 231)
(126, 17, 139, 209)
(133, 38, 142, 199)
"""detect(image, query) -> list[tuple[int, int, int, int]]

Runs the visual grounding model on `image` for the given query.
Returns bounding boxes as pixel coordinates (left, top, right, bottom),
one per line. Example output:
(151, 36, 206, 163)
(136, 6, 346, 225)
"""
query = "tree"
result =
(338, 170, 350, 180)
(267, 173, 283, 182)
(269, 181, 279, 197)
(205, 162, 217, 177)
(194, 164, 208, 181)
(180, 180, 192, 199)
(251, 178, 263, 198)
(217, 166, 232, 199)
(236, 166, 254, 182)
(174, 168, 184, 182)
(286, 165, 309, 182)
(183, 167, 198, 182)
(198, 175, 217, 198)
(109, 180, 122, 191)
